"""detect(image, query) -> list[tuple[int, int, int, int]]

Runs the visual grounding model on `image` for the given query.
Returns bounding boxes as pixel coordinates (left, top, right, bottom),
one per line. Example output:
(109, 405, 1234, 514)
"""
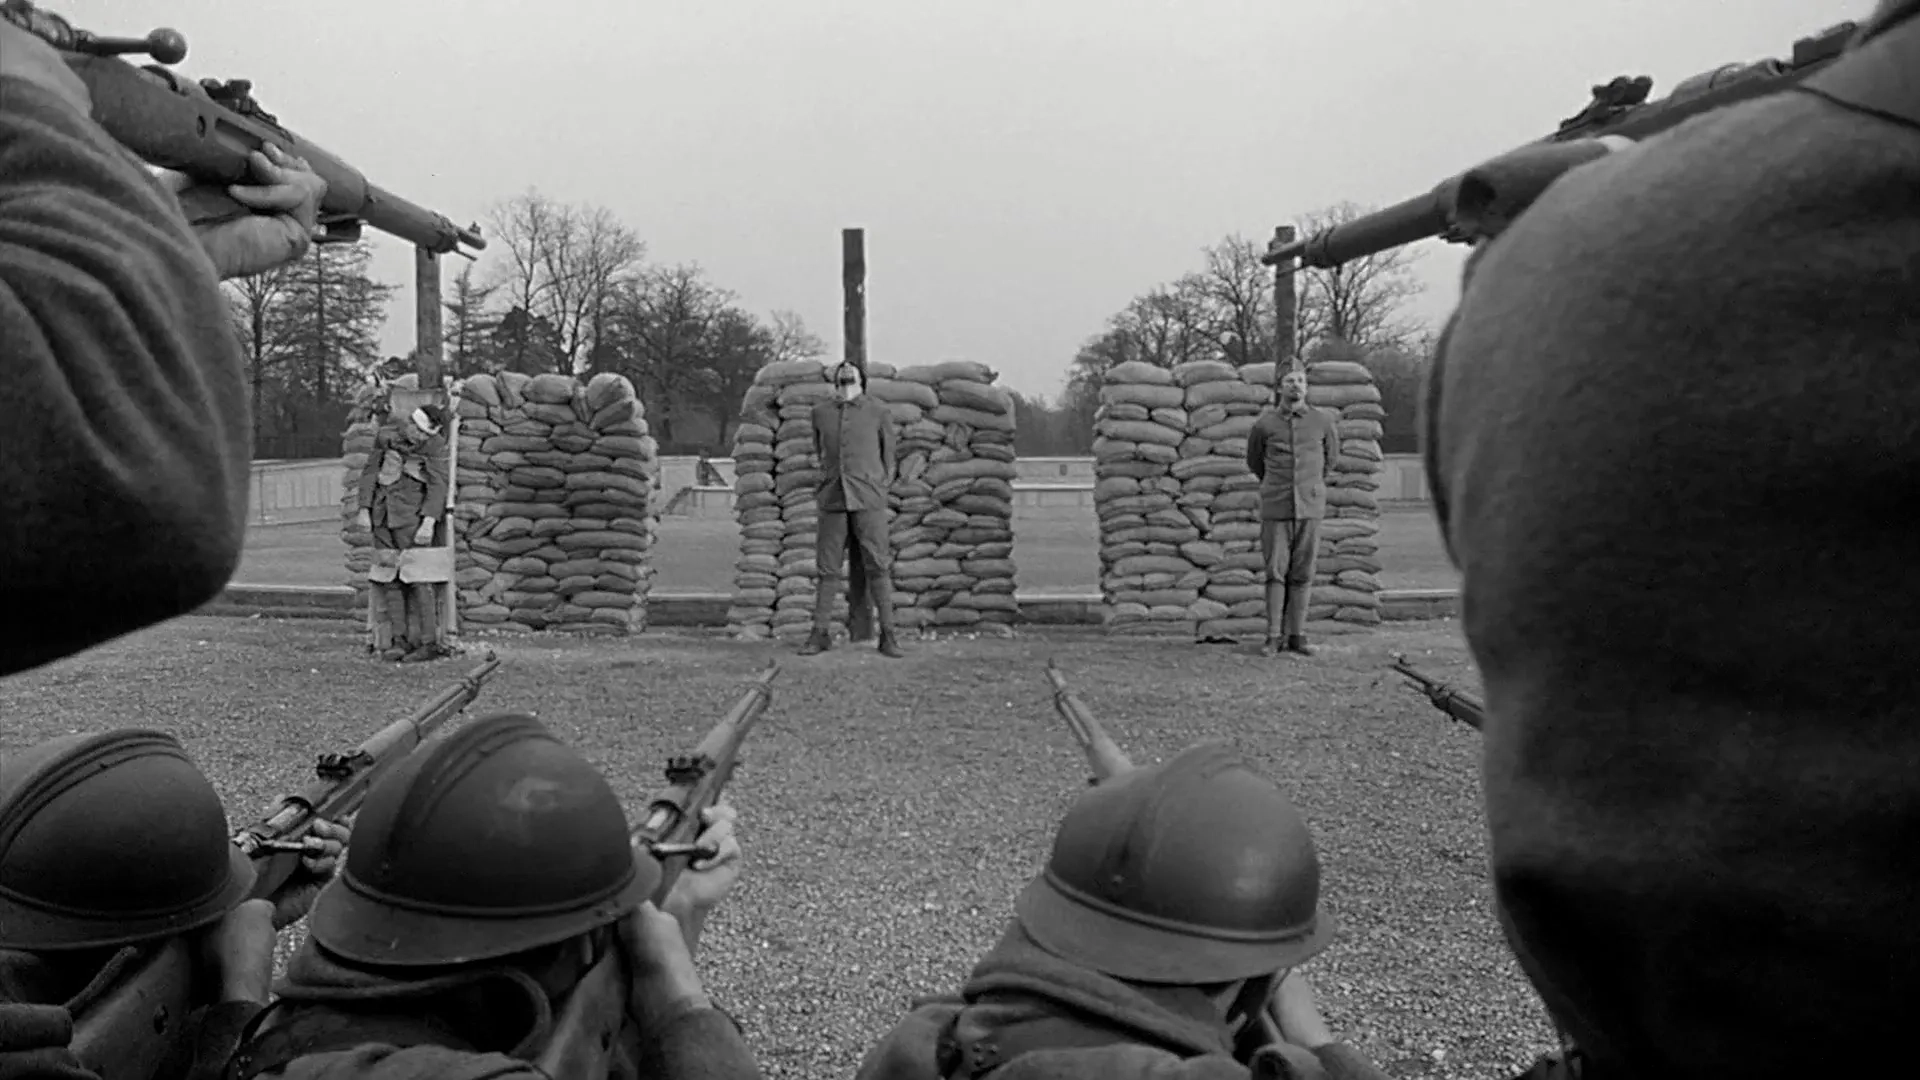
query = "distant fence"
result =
(246, 453, 1431, 526)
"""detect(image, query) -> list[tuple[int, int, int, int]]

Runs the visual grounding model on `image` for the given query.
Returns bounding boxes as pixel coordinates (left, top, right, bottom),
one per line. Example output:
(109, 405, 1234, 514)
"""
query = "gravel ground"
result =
(0, 616, 1548, 1078)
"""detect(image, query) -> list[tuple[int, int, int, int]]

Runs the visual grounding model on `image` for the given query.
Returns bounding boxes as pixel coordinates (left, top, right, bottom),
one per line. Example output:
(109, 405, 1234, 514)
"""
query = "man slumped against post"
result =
(354, 404, 451, 663)
(801, 361, 904, 658)
(1244, 370, 1340, 657)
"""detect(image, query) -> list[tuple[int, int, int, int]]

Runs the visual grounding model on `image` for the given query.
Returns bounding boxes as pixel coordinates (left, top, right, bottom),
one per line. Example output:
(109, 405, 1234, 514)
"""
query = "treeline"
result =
(1019, 201, 1436, 455)
(228, 188, 827, 459)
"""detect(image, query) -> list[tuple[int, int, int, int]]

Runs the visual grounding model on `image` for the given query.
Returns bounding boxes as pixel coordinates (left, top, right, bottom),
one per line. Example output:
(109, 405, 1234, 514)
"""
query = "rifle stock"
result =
(68, 655, 502, 1080)
(537, 662, 781, 1079)
(1, 1, 487, 256)
(1389, 654, 1486, 732)
(1038, 663, 1292, 1052)
(1262, 21, 1858, 270)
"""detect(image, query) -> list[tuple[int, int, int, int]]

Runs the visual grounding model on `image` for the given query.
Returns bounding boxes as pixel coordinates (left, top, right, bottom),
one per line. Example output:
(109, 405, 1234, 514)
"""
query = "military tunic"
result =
(810, 397, 897, 631)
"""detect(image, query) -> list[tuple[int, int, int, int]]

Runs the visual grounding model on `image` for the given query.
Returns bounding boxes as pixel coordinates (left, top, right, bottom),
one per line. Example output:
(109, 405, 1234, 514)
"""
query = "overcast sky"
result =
(79, 0, 1870, 398)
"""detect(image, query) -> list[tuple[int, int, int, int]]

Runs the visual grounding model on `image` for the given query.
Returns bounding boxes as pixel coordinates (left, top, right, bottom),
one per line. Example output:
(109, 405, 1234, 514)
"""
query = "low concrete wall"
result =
(254, 453, 1431, 526)
(203, 583, 1459, 625)
(248, 459, 344, 526)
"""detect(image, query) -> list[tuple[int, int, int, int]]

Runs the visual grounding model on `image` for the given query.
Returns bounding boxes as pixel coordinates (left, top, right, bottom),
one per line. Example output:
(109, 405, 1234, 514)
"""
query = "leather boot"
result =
(866, 563, 903, 657)
(379, 583, 409, 661)
(1280, 583, 1313, 656)
(846, 559, 874, 642)
(798, 628, 832, 656)
(402, 584, 445, 662)
(1261, 581, 1286, 657)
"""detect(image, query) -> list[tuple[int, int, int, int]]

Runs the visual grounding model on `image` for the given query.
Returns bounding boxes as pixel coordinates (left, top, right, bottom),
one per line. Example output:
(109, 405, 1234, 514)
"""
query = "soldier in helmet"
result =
(224, 712, 760, 1080)
(355, 403, 451, 664)
(0, 730, 349, 1080)
(855, 742, 1389, 1080)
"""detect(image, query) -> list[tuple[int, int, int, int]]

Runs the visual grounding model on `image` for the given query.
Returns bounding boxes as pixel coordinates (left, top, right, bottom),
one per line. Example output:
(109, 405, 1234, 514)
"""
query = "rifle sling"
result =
(225, 1001, 475, 1080)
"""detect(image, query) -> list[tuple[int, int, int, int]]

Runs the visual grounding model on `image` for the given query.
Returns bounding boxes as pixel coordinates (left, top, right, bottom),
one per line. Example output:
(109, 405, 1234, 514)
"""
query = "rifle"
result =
(1261, 21, 1859, 271)
(538, 661, 781, 1079)
(1, 0, 487, 257)
(67, 654, 502, 1080)
(1389, 654, 1486, 731)
(1040, 661, 1294, 1056)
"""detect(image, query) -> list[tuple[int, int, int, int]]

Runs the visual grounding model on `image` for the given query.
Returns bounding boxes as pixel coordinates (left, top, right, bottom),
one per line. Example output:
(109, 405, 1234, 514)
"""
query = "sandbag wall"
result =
(1091, 358, 1384, 639)
(446, 372, 661, 634)
(726, 359, 1020, 640)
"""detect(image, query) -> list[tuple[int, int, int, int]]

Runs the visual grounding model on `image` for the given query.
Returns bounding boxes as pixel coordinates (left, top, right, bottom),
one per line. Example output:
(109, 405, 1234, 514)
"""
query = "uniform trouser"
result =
(813, 508, 894, 633)
(1259, 517, 1321, 639)
(370, 523, 439, 651)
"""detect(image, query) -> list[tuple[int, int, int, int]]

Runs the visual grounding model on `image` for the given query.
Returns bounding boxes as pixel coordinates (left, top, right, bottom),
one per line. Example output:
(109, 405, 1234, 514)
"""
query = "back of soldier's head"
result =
(306, 713, 660, 970)
(1015, 741, 1332, 986)
(0, 730, 253, 953)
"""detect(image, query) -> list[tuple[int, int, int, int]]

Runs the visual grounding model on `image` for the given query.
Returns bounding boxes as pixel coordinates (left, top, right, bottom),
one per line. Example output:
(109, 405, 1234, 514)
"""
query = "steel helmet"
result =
(308, 713, 658, 967)
(0, 730, 254, 950)
(1015, 741, 1333, 983)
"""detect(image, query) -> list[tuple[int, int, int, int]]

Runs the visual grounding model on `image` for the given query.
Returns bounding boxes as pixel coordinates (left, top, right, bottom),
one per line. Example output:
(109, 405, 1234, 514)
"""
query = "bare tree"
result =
(766, 309, 827, 365)
(224, 266, 299, 441)
(1190, 235, 1274, 366)
(1293, 201, 1425, 353)
(485, 189, 645, 374)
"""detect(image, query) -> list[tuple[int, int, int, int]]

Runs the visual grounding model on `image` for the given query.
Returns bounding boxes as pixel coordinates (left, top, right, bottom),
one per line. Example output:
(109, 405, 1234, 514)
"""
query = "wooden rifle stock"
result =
(538, 662, 781, 1078)
(68, 655, 502, 1080)
(0, 1, 486, 255)
(1038, 662, 1292, 1053)
(1263, 20, 1859, 270)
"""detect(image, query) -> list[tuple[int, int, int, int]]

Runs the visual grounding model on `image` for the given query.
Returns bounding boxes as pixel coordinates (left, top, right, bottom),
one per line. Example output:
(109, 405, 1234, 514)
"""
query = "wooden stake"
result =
(1270, 225, 1298, 370)
(843, 228, 867, 372)
(414, 246, 444, 386)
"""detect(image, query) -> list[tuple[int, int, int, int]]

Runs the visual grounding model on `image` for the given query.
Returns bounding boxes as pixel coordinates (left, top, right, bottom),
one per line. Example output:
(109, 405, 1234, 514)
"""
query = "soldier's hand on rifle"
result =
(617, 902, 712, 1026)
(0, 18, 91, 115)
(268, 817, 351, 930)
(355, 508, 372, 531)
(301, 817, 351, 876)
(412, 518, 436, 546)
(1269, 971, 1335, 1050)
(662, 804, 742, 920)
(157, 143, 327, 280)
(198, 898, 277, 1005)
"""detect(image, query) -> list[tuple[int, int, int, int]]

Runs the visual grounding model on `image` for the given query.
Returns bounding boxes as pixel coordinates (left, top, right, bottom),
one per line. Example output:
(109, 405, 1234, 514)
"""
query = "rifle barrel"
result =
(67, 53, 484, 254)
(1268, 21, 1856, 270)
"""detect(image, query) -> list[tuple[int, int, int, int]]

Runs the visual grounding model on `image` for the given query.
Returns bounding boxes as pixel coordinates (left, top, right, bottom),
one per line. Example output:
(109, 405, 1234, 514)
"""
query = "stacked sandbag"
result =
(1091, 357, 1385, 639)
(1092, 360, 1203, 637)
(1236, 358, 1385, 634)
(1169, 359, 1275, 642)
(726, 359, 1020, 640)
(726, 359, 835, 641)
(447, 371, 660, 635)
(879, 360, 1020, 632)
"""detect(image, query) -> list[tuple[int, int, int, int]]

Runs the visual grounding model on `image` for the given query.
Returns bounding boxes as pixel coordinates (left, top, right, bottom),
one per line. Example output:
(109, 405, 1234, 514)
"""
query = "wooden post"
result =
(840, 228, 872, 637)
(1269, 225, 1298, 370)
(843, 228, 867, 372)
(414, 246, 444, 386)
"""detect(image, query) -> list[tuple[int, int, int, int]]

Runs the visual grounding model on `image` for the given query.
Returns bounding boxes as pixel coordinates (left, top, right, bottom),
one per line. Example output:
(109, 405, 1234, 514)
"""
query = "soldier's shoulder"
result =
(261, 1043, 540, 1080)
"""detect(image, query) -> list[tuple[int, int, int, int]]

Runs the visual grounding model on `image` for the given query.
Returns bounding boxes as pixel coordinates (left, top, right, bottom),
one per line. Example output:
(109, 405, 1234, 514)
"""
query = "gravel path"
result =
(0, 616, 1549, 1078)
